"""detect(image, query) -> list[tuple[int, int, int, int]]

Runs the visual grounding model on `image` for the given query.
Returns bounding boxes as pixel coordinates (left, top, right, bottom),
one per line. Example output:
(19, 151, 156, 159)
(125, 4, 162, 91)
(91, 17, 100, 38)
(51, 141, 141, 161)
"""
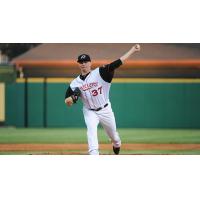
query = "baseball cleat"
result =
(113, 146, 120, 155)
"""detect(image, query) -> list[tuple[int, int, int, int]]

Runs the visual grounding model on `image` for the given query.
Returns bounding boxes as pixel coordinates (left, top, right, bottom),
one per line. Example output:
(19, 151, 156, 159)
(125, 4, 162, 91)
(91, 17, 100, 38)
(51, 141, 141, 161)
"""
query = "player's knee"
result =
(86, 124, 97, 132)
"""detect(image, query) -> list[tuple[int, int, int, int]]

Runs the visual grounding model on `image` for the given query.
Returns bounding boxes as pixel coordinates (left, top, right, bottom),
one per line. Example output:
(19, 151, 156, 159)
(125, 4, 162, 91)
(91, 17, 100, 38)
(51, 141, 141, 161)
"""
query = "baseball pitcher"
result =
(65, 44, 141, 155)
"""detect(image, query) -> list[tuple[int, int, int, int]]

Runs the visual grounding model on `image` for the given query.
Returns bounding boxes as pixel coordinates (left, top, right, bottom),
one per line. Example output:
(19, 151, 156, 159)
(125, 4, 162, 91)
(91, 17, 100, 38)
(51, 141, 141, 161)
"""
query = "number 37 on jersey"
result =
(91, 86, 102, 96)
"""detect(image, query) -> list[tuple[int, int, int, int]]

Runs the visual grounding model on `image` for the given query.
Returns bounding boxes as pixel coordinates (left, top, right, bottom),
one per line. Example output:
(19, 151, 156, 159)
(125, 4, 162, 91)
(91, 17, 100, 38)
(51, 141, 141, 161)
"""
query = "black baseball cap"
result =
(77, 54, 91, 63)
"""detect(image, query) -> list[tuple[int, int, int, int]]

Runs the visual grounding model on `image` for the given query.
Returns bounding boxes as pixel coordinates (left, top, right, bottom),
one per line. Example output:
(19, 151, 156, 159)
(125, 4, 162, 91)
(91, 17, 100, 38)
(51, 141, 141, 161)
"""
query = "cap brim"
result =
(77, 60, 91, 63)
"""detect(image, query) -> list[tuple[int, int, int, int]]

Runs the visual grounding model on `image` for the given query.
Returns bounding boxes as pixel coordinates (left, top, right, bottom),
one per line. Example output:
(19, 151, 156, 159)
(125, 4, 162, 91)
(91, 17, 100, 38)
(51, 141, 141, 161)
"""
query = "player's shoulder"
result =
(70, 76, 81, 87)
(73, 75, 80, 82)
(93, 67, 101, 74)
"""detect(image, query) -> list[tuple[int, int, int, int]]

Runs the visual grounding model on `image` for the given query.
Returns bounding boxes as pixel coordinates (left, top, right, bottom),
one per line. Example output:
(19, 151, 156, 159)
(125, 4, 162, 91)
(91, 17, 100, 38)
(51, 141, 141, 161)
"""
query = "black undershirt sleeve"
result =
(99, 59, 123, 83)
(65, 86, 74, 99)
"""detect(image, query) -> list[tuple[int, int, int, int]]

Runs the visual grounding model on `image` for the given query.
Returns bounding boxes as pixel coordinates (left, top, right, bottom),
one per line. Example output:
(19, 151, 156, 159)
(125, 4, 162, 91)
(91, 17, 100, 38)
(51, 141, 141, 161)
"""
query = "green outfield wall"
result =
(5, 78, 200, 128)
(5, 81, 25, 126)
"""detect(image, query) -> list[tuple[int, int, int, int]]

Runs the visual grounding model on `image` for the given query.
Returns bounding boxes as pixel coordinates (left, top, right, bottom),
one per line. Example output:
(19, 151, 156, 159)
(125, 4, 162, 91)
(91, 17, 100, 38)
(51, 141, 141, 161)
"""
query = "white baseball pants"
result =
(83, 103, 121, 155)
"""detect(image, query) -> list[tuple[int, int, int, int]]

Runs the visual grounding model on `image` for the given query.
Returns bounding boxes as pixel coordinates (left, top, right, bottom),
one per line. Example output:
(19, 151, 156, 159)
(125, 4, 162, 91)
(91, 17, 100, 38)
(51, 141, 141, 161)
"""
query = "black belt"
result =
(90, 103, 108, 111)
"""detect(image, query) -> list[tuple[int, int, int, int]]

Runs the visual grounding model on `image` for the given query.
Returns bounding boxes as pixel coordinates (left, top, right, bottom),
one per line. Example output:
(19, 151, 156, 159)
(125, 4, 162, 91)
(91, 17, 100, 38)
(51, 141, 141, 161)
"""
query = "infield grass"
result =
(0, 128, 200, 154)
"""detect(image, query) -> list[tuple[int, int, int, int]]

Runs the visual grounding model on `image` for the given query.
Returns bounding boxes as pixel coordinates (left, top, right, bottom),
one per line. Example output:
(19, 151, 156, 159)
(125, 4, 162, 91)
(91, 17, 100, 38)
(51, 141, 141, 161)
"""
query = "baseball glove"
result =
(71, 87, 81, 103)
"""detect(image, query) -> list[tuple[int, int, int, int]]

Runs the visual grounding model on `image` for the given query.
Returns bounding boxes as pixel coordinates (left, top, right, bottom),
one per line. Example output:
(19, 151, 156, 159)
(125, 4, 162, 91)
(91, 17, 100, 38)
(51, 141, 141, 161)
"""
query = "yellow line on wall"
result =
(16, 78, 45, 83)
(46, 78, 74, 83)
(112, 78, 200, 83)
(16, 78, 200, 83)
(16, 78, 25, 83)
(27, 78, 45, 83)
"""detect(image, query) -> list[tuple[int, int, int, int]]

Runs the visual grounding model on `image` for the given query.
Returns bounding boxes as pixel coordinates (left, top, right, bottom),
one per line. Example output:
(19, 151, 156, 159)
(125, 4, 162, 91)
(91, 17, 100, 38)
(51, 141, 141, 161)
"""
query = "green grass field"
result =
(0, 127, 200, 154)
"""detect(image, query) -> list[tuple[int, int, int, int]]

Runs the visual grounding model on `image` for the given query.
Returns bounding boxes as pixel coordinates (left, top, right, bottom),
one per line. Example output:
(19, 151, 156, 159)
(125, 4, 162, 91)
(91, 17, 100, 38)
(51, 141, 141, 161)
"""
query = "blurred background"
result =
(0, 43, 200, 129)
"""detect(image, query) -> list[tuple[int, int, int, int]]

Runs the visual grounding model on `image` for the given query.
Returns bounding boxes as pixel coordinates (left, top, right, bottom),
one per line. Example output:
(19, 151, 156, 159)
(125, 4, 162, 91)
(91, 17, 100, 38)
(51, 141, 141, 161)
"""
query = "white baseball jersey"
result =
(70, 68, 110, 109)
(65, 59, 123, 155)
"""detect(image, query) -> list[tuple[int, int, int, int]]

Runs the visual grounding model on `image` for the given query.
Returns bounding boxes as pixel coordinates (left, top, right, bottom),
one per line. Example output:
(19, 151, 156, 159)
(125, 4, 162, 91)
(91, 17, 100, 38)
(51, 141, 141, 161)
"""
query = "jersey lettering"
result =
(80, 82, 98, 91)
